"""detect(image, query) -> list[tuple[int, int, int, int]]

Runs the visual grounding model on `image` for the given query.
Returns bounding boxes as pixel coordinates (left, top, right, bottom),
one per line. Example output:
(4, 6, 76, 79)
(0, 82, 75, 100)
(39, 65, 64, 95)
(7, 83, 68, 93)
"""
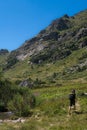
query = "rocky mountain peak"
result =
(4, 10, 87, 69)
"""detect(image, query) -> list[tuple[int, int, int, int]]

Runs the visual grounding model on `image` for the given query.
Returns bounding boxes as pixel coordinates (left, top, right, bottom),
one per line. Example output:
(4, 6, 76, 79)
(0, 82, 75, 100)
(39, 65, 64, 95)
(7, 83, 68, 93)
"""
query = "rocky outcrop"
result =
(76, 28, 87, 40)
(5, 10, 87, 65)
(19, 79, 33, 88)
(0, 49, 9, 55)
(49, 17, 71, 31)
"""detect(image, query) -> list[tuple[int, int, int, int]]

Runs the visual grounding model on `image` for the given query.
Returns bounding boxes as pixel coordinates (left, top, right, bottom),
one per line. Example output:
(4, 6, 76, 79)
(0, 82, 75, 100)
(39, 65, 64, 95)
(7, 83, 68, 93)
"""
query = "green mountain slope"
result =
(1, 10, 87, 86)
(0, 49, 9, 71)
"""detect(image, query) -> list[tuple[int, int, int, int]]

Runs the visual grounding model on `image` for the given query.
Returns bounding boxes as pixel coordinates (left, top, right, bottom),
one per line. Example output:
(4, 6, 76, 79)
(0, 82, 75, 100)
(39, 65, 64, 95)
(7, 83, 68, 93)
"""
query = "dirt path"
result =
(76, 101, 81, 111)
(66, 101, 81, 121)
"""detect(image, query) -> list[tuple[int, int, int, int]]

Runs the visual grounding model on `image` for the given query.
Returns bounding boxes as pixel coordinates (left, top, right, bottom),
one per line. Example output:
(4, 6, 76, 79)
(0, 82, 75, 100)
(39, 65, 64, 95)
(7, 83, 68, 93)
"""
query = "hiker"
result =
(68, 89, 76, 115)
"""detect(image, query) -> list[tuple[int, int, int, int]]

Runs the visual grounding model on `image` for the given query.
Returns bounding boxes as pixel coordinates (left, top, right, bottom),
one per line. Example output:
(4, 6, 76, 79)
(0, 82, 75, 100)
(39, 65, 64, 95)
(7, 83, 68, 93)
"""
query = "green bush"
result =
(8, 94, 30, 117)
(3, 55, 18, 70)
(7, 87, 36, 116)
(0, 79, 36, 117)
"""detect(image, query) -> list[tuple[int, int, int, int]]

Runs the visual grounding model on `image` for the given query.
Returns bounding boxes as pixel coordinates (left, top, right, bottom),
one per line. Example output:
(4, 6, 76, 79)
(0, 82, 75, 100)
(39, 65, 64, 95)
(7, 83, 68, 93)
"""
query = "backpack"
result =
(69, 94, 74, 100)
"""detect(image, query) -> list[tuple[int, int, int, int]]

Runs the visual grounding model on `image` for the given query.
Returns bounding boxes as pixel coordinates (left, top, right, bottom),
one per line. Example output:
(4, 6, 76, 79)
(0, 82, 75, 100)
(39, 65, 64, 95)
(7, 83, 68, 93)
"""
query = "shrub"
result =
(0, 78, 36, 116)
(8, 94, 30, 117)
(7, 87, 36, 116)
(3, 56, 18, 70)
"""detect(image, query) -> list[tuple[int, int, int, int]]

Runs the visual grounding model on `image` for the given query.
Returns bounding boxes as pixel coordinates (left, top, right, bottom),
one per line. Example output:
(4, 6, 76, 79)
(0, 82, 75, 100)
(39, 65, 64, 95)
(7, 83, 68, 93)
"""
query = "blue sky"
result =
(0, 0, 87, 51)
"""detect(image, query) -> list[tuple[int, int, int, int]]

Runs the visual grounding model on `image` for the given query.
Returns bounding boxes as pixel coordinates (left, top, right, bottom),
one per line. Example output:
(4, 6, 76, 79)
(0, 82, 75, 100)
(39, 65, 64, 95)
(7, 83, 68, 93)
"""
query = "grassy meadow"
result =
(0, 82, 87, 130)
(0, 48, 87, 130)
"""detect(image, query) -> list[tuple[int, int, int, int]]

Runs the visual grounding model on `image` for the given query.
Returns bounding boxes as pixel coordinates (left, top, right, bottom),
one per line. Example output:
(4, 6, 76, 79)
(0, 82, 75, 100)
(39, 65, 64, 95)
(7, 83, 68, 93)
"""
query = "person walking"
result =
(68, 89, 76, 115)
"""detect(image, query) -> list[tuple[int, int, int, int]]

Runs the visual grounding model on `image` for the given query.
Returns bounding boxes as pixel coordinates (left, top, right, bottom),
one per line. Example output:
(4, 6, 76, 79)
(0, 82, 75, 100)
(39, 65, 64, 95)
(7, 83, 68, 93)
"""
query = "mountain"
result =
(1, 10, 87, 86)
(9, 10, 87, 62)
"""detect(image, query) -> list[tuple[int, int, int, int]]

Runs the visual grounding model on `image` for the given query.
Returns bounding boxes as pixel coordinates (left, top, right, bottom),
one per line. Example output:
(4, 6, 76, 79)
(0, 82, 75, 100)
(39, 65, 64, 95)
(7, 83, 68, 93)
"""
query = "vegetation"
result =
(0, 76, 36, 117)
(0, 10, 87, 129)
(0, 83, 86, 130)
(3, 56, 18, 70)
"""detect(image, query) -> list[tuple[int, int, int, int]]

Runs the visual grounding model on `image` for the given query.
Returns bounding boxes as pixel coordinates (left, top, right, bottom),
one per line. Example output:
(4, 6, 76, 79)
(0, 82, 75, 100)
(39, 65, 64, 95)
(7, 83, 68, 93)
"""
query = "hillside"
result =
(0, 83, 87, 130)
(0, 49, 9, 71)
(0, 10, 87, 130)
(1, 10, 87, 86)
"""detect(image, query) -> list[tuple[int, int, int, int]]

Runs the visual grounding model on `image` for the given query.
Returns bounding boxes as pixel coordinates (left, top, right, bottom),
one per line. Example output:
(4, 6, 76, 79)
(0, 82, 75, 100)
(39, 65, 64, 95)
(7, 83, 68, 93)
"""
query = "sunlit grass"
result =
(0, 83, 87, 130)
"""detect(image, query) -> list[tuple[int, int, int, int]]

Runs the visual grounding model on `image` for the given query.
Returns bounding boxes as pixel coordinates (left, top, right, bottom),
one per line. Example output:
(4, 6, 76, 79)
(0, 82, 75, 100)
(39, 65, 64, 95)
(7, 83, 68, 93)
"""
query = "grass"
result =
(3, 47, 87, 85)
(1, 48, 87, 130)
(4, 48, 87, 86)
(0, 83, 87, 130)
(0, 55, 8, 64)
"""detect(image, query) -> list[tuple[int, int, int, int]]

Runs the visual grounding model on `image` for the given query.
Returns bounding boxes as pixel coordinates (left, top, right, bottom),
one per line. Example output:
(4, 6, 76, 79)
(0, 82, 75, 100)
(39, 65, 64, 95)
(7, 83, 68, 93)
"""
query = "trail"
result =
(66, 101, 81, 121)
(76, 101, 81, 111)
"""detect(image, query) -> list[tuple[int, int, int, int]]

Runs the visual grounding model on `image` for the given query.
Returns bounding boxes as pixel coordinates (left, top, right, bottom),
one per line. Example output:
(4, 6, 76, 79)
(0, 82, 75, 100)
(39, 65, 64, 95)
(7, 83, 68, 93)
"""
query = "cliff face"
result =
(8, 10, 87, 63)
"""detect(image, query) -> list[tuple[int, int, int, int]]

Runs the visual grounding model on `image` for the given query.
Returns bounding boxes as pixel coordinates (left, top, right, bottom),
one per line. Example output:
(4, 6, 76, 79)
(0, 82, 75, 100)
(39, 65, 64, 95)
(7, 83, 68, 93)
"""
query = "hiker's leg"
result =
(73, 101, 76, 110)
(68, 106, 71, 115)
(68, 100, 72, 114)
(73, 104, 76, 110)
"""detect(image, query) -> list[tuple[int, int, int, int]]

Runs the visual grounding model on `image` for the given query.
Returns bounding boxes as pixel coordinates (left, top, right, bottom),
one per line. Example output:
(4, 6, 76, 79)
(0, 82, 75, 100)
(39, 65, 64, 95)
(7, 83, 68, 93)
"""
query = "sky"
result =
(0, 0, 87, 51)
